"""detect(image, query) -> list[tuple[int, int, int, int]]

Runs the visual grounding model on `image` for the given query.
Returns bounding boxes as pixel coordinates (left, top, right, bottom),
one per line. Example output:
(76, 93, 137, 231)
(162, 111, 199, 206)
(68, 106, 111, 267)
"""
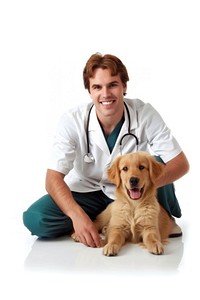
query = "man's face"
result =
(89, 68, 127, 120)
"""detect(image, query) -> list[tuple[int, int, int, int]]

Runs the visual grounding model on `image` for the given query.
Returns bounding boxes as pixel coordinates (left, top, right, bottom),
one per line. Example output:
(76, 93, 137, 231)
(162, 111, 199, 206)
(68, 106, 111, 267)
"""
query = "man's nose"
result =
(102, 87, 110, 98)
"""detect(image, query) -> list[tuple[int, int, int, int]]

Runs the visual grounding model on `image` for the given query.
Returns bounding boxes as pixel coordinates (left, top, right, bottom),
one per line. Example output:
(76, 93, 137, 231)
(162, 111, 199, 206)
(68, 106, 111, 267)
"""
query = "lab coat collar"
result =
(87, 100, 138, 156)
(88, 106, 110, 155)
(123, 99, 138, 131)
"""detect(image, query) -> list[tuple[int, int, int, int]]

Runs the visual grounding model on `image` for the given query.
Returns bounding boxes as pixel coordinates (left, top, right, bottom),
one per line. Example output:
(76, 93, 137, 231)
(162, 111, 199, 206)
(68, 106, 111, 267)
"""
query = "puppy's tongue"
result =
(129, 188, 141, 200)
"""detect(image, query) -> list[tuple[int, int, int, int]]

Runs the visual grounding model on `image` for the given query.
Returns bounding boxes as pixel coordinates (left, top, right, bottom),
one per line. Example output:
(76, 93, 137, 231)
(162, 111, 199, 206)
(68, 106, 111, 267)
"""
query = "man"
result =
(23, 53, 189, 248)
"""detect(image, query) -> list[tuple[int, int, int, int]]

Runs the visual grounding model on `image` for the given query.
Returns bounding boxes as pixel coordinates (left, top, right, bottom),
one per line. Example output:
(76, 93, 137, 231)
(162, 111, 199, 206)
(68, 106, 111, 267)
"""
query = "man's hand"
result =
(71, 209, 101, 248)
(45, 169, 101, 247)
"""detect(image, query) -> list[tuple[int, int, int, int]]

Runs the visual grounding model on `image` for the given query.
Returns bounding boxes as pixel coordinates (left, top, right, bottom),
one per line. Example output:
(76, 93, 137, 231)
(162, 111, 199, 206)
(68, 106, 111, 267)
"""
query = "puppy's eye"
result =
(122, 166, 128, 171)
(139, 165, 145, 170)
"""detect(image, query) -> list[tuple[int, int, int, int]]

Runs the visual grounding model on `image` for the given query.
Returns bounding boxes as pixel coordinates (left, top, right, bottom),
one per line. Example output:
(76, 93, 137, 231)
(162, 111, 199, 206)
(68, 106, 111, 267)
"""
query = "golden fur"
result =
(94, 152, 174, 256)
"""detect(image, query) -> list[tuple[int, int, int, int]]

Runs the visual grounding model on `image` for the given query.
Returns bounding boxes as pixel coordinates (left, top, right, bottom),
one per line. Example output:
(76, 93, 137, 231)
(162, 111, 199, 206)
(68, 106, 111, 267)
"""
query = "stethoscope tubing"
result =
(84, 102, 138, 163)
(120, 102, 139, 146)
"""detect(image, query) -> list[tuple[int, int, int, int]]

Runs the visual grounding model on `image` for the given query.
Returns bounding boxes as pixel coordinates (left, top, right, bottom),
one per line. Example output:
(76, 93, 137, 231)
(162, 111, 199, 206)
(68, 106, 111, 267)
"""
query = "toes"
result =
(149, 242, 164, 255)
(71, 233, 80, 242)
(103, 243, 120, 256)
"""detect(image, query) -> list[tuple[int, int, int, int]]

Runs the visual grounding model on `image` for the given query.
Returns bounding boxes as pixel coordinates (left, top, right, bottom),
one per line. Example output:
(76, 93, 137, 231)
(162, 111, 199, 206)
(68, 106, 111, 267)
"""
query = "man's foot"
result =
(169, 218, 182, 238)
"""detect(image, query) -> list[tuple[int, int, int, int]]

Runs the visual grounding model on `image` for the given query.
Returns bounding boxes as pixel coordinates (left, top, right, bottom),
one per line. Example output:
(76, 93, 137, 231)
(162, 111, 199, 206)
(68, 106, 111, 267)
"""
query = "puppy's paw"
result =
(71, 232, 80, 243)
(103, 243, 121, 256)
(148, 241, 164, 255)
(101, 225, 108, 235)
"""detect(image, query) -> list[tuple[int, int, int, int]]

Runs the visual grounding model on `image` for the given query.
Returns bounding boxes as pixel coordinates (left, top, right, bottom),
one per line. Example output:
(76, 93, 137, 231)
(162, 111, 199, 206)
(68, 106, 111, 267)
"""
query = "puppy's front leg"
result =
(94, 203, 112, 233)
(142, 229, 164, 255)
(103, 228, 126, 256)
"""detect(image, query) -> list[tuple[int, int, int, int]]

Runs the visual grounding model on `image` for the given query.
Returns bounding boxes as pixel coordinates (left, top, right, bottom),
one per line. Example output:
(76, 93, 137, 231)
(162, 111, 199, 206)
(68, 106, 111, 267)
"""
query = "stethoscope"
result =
(84, 102, 139, 163)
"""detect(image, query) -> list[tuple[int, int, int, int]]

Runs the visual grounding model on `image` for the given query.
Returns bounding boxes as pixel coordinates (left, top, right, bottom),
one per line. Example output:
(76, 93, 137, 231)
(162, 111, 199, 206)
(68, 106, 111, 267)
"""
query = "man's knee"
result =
(23, 210, 50, 238)
(23, 209, 73, 238)
(23, 194, 73, 238)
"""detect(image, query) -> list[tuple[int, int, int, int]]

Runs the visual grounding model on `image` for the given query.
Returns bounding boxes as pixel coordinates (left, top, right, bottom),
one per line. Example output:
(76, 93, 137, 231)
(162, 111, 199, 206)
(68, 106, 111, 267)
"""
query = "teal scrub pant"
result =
(23, 191, 114, 238)
(23, 184, 181, 239)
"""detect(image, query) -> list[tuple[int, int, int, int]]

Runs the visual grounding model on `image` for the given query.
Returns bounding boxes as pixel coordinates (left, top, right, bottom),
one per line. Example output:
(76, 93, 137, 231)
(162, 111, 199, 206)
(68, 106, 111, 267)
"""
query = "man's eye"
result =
(109, 83, 117, 88)
(93, 85, 101, 90)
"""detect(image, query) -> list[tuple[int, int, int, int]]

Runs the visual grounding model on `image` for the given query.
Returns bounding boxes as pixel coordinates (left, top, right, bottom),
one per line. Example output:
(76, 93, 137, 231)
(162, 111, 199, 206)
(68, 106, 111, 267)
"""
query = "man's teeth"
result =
(101, 101, 113, 105)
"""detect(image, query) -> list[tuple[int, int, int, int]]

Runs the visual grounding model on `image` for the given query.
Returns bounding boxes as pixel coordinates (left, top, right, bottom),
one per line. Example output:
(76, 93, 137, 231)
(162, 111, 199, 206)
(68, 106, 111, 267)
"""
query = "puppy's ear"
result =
(148, 156, 165, 183)
(107, 157, 121, 187)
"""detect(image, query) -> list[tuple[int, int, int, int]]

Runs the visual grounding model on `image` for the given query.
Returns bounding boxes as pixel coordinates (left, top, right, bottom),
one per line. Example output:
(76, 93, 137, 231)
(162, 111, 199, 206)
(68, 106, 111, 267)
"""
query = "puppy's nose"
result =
(130, 177, 139, 187)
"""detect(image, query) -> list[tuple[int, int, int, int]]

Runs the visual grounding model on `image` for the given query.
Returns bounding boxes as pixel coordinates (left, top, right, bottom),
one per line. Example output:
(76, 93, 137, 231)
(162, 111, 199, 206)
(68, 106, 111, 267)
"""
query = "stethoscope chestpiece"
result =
(84, 153, 95, 163)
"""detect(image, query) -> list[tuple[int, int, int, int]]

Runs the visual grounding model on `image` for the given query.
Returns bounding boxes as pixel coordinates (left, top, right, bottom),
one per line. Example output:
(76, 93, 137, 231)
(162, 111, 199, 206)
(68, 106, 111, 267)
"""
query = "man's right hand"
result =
(71, 208, 101, 248)
(46, 169, 101, 247)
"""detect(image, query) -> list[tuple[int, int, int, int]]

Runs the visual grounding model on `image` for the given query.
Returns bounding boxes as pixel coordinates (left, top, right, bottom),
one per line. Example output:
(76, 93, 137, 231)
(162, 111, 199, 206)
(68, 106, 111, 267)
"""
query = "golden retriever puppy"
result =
(94, 152, 174, 256)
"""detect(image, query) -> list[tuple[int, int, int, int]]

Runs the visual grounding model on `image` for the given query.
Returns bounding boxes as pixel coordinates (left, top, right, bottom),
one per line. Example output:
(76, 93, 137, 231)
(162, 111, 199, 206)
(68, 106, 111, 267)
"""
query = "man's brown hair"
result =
(83, 53, 129, 93)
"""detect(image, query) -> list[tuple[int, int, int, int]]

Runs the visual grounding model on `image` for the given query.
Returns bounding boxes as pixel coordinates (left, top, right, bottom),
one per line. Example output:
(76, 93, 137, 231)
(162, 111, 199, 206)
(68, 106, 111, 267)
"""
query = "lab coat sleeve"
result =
(142, 103, 182, 163)
(47, 112, 77, 175)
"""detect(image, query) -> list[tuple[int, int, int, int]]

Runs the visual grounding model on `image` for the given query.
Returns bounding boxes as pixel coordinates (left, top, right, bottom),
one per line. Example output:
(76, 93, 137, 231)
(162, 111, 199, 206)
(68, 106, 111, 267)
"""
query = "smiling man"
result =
(23, 53, 189, 247)
(89, 68, 125, 136)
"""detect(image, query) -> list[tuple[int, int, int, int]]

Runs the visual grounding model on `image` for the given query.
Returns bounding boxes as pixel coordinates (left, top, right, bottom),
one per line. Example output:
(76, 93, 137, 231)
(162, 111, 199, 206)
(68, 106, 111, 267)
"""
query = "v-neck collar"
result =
(100, 115, 125, 153)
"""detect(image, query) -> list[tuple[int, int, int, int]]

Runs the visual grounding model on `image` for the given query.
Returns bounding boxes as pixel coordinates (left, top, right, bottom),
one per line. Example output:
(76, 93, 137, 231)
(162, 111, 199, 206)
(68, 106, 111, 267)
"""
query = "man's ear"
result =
(107, 157, 121, 187)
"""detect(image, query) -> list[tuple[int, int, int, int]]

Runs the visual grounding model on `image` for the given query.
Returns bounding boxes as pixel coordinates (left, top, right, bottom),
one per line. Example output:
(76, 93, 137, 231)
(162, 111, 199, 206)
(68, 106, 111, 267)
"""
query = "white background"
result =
(0, 0, 199, 299)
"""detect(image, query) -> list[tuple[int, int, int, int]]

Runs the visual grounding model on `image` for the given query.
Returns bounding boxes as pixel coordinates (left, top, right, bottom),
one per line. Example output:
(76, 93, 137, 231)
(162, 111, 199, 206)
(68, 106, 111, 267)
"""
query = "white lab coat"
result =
(48, 98, 182, 199)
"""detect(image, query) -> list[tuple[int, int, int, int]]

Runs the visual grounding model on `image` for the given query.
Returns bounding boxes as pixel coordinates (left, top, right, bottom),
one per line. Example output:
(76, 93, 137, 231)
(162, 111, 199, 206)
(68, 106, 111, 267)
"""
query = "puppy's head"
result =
(107, 152, 164, 201)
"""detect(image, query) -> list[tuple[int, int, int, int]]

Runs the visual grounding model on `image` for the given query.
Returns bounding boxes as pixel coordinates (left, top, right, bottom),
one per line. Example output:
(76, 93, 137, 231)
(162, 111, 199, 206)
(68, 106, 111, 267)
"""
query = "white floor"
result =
(1, 132, 198, 299)
(1, 202, 199, 300)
